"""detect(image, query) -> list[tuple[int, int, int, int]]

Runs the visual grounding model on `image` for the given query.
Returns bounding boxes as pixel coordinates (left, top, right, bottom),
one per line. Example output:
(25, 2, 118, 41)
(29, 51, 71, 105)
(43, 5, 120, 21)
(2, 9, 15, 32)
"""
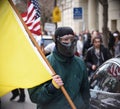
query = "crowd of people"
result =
(6, 27, 120, 109)
(78, 29, 120, 78)
(28, 27, 120, 109)
(80, 29, 120, 58)
(43, 28, 120, 78)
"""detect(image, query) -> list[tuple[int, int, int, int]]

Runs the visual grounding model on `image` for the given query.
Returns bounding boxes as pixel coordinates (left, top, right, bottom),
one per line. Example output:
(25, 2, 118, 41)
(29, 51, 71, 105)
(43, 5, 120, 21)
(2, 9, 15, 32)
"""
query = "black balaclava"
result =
(55, 27, 77, 57)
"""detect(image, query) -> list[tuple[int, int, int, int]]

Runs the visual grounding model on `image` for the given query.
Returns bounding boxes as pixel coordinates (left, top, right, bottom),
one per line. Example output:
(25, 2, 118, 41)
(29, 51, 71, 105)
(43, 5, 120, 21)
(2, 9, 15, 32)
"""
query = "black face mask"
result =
(56, 37, 77, 57)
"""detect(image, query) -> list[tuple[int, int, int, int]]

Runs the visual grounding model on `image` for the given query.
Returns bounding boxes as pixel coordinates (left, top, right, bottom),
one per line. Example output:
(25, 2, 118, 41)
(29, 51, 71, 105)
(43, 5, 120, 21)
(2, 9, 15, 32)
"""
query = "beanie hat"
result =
(55, 27, 74, 39)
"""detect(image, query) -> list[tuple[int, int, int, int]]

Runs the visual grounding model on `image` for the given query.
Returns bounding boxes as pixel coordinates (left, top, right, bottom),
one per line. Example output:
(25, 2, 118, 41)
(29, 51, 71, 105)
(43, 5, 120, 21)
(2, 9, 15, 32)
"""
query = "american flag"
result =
(21, 0, 41, 36)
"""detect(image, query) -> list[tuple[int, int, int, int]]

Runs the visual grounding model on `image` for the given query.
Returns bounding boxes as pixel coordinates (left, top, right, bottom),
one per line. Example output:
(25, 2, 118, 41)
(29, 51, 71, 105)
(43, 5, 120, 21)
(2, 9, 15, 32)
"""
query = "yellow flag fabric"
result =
(0, 0, 52, 97)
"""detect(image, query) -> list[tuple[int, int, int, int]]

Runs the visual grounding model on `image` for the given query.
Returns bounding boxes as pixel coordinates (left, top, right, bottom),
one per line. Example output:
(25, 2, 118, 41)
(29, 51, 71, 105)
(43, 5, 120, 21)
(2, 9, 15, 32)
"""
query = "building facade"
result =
(57, 0, 120, 34)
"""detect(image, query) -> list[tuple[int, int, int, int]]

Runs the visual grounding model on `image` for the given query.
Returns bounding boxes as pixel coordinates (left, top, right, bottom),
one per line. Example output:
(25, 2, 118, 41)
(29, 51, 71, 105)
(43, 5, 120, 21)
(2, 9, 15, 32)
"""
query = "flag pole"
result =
(8, 0, 76, 109)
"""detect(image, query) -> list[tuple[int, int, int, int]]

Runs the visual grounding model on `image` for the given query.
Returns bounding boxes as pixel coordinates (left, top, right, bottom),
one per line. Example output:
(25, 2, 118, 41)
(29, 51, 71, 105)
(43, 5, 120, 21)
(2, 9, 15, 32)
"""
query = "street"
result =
(1, 89, 36, 109)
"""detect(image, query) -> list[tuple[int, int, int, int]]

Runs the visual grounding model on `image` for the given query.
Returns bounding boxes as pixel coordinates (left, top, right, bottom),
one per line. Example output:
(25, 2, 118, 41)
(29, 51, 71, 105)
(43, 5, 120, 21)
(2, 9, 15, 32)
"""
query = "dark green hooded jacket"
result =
(28, 50, 90, 109)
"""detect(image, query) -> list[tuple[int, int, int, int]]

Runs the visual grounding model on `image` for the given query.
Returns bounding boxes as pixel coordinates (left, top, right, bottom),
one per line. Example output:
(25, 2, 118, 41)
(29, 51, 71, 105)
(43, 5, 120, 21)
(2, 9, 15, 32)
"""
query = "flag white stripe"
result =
(33, 25, 40, 31)
(26, 10, 36, 24)
(28, 18, 40, 30)
(23, 4, 34, 22)
(22, 0, 41, 36)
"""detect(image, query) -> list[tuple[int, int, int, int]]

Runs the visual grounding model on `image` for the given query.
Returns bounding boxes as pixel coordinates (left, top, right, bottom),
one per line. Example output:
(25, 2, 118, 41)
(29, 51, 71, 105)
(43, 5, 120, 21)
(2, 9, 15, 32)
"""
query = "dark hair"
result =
(92, 36, 102, 43)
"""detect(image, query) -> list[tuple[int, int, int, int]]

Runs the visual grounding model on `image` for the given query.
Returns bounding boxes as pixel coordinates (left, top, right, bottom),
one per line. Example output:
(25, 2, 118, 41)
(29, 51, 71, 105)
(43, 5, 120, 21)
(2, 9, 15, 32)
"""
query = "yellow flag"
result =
(52, 6, 61, 22)
(0, 0, 52, 97)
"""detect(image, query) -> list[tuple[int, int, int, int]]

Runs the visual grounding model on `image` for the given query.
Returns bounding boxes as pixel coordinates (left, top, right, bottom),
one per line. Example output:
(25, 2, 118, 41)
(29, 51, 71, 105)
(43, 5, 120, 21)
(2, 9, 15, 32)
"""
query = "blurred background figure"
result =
(108, 30, 115, 57)
(82, 30, 92, 57)
(44, 42, 55, 56)
(113, 30, 120, 57)
(85, 36, 112, 78)
(76, 35, 83, 58)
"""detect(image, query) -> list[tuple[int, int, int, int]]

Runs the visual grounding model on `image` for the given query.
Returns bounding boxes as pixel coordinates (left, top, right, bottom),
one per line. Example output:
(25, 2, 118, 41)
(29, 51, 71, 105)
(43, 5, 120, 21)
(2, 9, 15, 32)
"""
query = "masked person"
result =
(28, 27, 90, 109)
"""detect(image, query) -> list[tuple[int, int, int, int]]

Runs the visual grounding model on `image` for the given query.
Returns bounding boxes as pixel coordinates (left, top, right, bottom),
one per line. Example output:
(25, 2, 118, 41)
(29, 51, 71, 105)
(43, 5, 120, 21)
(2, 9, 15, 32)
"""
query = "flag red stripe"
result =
(24, 8, 35, 23)
(21, 0, 41, 36)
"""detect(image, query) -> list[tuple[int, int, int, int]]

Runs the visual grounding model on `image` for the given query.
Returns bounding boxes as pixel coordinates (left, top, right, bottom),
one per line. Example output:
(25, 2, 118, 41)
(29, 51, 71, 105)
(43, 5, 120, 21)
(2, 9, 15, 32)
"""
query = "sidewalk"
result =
(1, 89, 36, 109)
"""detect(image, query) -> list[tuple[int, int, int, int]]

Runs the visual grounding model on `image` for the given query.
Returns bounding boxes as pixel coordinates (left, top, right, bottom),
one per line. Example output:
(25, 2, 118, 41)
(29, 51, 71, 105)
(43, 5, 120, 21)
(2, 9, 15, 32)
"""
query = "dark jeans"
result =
(11, 89, 25, 100)
(0, 99, 1, 109)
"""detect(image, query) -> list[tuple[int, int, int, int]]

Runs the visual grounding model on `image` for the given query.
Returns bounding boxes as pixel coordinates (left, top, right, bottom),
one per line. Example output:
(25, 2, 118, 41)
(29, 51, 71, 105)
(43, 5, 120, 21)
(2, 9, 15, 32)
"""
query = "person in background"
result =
(82, 32, 92, 57)
(113, 31, 120, 57)
(91, 30, 100, 40)
(108, 30, 115, 57)
(28, 27, 90, 109)
(10, 88, 25, 102)
(44, 40, 55, 56)
(85, 36, 112, 78)
(76, 35, 83, 58)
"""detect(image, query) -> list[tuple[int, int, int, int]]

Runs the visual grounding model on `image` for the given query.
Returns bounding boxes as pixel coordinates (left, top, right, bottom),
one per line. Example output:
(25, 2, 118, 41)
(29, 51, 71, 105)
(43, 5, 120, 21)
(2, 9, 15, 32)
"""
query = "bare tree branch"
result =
(98, 0, 109, 47)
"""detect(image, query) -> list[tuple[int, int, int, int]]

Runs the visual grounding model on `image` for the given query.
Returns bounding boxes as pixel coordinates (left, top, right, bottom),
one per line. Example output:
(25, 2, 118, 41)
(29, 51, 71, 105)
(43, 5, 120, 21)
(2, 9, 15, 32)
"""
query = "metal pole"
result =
(54, 0, 57, 29)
